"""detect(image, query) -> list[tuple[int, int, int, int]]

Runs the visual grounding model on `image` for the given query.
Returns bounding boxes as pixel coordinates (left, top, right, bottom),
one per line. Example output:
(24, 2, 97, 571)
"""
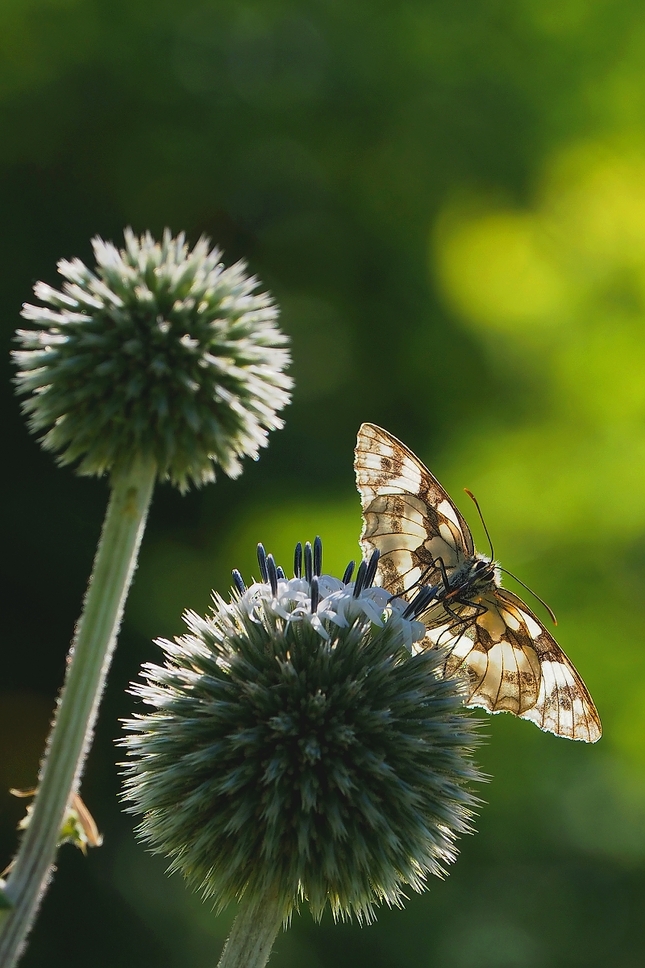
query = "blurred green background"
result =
(2, 0, 645, 965)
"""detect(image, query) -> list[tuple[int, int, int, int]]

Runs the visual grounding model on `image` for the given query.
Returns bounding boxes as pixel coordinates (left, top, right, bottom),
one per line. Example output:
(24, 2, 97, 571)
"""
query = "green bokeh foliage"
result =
(2, 0, 645, 965)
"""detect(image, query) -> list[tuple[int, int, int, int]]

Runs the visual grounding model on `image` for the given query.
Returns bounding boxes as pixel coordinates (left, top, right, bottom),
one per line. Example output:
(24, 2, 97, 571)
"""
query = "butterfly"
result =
(354, 423, 601, 743)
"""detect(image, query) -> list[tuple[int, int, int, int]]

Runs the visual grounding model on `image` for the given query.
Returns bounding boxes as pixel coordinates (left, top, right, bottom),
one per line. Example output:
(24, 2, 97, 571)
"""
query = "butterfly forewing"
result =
(354, 423, 602, 743)
(356, 422, 474, 597)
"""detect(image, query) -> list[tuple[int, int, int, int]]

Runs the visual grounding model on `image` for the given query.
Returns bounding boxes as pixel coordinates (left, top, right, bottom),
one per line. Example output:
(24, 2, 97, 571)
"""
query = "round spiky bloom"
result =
(13, 229, 292, 490)
(121, 540, 483, 922)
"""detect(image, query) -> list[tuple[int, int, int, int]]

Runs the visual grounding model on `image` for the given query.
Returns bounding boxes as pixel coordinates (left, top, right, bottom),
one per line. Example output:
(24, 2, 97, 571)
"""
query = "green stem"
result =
(0, 458, 157, 968)
(216, 893, 284, 968)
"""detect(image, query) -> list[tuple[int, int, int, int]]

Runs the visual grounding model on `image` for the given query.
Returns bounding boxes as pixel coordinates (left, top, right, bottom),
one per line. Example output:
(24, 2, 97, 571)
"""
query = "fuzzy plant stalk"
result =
(121, 539, 484, 968)
(216, 891, 284, 968)
(0, 229, 292, 967)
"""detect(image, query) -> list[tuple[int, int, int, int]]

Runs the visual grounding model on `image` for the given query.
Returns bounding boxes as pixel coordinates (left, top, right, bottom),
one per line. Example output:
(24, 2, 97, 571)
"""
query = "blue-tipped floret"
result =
(353, 550, 380, 598)
(304, 542, 313, 583)
(266, 554, 279, 597)
(364, 548, 380, 589)
(257, 543, 268, 582)
(231, 570, 246, 595)
(342, 560, 355, 585)
(294, 542, 303, 579)
(403, 584, 439, 621)
(352, 560, 368, 598)
(313, 535, 323, 577)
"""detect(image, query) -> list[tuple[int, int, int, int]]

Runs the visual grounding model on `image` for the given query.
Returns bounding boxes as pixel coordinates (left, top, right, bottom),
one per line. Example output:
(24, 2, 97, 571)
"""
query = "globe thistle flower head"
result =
(14, 229, 292, 490)
(121, 540, 483, 923)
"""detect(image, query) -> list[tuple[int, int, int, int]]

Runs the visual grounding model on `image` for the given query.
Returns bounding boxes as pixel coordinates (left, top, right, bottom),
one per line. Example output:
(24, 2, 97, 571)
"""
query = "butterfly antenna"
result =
(500, 567, 558, 626)
(464, 488, 495, 559)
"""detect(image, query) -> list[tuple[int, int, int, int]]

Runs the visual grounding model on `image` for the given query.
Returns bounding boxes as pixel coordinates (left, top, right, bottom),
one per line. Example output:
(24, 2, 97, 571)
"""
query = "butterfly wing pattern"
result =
(355, 423, 602, 743)
(354, 422, 474, 596)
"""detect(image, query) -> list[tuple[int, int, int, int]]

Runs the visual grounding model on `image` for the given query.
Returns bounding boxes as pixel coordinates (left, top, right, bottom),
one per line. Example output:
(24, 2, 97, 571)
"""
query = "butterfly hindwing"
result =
(494, 590, 603, 743)
(423, 589, 542, 716)
(354, 423, 602, 743)
(415, 581, 601, 742)
(356, 423, 473, 597)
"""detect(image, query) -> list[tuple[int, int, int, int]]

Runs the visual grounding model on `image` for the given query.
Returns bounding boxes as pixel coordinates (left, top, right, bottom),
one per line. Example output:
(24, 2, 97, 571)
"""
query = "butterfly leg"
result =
(437, 597, 486, 635)
(455, 597, 487, 620)
(398, 560, 442, 597)
(432, 556, 453, 593)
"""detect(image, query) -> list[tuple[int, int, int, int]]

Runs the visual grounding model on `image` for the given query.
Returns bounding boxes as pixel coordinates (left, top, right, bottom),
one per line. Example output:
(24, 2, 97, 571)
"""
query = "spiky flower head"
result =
(121, 539, 483, 923)
(13, 229, 292, 490)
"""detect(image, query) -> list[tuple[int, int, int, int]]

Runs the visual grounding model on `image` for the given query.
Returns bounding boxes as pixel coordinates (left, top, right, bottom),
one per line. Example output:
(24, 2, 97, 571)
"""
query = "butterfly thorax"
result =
(441, 554, 500, 604)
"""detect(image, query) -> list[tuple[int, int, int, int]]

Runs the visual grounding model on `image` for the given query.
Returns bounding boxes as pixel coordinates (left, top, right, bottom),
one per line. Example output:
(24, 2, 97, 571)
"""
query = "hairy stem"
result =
(216, 893, 284, 968)
(0, 458, 157, 967)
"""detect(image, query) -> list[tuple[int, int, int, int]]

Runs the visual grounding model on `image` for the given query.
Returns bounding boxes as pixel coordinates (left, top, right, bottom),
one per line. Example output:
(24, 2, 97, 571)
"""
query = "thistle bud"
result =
(121, 542, 483, 923)
(14, 229, 292, 490)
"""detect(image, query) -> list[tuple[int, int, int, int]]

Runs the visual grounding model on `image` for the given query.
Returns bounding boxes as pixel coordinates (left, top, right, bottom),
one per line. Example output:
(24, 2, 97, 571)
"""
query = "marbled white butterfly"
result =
(355, 423, 601, 742)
